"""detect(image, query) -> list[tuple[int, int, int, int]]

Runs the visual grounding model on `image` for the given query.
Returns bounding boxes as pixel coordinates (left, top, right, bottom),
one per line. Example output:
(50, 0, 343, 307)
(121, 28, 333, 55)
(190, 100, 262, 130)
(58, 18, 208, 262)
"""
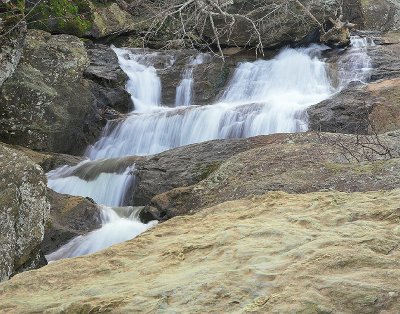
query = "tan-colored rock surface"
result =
(0, 189, 399, 313)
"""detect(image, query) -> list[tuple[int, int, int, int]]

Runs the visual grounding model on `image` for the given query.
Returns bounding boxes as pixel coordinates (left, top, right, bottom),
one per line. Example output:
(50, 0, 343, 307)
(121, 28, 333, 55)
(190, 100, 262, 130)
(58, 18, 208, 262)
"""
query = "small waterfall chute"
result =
(46, 206, 157, 261)
(175, 53, 209, 107)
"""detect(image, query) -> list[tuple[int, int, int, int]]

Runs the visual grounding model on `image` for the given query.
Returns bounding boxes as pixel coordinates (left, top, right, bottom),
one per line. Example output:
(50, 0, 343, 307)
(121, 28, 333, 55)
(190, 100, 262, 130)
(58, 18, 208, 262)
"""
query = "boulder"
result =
(0, 22, 26, 87)
(307, 78, 400, 134)
(140, 132, 400, 221)
(84, 43, 133, 113)
(0, 188, 399, 313)
(0, 29, 103, 155)
(42, 189, 101, 255)
(200, 0, 344, 48)
(361, 0, 400, 32)
(90, 3, 137, 38)
(0, 143, 50, 282)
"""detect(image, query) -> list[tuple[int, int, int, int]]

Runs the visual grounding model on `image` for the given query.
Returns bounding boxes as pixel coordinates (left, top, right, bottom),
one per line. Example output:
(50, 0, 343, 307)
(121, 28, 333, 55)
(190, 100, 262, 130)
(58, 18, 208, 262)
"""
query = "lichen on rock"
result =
(0, 143, 50, 282)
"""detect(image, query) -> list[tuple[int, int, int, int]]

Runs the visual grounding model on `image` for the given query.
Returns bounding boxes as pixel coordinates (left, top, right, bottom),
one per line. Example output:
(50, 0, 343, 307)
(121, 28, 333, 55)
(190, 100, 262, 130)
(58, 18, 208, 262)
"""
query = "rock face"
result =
(308, 34, 400, 135)
(201, 0, 344, 48)
(308, 78, 400, 134)
(0, 143, 50, 282)
(0, 23, 26, 88)
(0, 188, 399, 313)
(0, 29, 102, 155)
(141, 132, 400, 221)
(42, 190, 101, 255)
(84, 43, 133, 113)
(361, 0, 400, 32)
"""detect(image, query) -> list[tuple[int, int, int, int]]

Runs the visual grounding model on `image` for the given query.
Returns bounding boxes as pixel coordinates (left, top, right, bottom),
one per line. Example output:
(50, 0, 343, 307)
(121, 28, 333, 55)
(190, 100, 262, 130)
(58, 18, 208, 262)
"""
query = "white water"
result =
(46, 162, 158, 260)
(175, 53, 209, 106)
(338, 36, 375, 86)
(46, 206, 157, 261)
(47, 37, 373, 260)
(87, 44, 335, 158)
(48, 163, 136, 207)
(112, 47, 163, 112)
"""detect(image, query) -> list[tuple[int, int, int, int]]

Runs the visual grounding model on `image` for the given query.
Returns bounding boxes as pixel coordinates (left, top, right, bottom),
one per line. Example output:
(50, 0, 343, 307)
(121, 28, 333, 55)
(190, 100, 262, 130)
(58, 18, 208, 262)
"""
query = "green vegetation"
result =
(28, 0, 93, 37)
(0, 0, 25, 31)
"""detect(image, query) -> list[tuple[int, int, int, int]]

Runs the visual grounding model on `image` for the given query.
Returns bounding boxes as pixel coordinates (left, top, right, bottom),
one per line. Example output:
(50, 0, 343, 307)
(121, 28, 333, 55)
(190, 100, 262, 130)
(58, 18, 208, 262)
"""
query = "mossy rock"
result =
(27, 0, 93, 37)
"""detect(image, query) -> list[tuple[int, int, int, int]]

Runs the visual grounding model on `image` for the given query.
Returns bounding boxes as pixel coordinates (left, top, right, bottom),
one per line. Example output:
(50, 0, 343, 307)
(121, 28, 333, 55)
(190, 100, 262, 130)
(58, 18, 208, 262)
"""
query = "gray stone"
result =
(0, 143, 50, 282)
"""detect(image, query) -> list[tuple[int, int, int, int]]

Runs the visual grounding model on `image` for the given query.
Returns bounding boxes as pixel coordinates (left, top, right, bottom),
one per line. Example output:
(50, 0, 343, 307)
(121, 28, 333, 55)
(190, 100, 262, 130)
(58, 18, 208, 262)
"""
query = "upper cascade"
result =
(86, 44, 338, 159)
(112, 47, 164, 112)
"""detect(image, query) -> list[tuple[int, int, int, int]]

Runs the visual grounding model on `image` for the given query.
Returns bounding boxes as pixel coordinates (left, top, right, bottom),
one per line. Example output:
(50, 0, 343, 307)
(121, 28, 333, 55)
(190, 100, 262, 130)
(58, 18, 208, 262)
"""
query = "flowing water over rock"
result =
(46, 38, 373, 260)
(87, 45, 335, 159)
(47, 206, 157, 261)
(337, 35, 375, 86)
(175, 53, 209, 107)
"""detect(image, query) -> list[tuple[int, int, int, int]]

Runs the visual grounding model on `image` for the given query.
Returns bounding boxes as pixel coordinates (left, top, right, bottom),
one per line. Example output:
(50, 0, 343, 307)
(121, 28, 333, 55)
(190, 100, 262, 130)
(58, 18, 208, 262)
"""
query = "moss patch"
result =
(27, 0, 92, 37)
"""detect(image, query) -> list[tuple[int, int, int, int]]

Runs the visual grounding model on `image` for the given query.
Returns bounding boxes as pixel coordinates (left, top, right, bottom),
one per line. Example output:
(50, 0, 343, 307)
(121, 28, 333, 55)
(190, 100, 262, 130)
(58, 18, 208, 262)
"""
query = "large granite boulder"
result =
(0, 188, 399, 313)
(0, 29, 102, 155)
(0, 143, 50, 282)
(361, 0, 400, 32)
(140, 132, 400, 221)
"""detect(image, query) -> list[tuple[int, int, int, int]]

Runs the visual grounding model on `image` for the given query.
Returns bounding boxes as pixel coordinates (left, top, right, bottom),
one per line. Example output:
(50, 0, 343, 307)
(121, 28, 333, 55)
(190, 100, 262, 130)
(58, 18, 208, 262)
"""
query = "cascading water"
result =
(87, 45, 335, 158)
(175, 53, 209, 107)
(48, 163, 136, 207)
(46, 36, 373, 261)
(337, 35, 375, 87)
(47, 206, 157, 261)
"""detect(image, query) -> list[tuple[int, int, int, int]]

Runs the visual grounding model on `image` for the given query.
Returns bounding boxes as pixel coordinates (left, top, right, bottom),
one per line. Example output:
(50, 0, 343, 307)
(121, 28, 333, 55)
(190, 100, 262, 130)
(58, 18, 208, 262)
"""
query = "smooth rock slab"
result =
(0, 189, 399, 312)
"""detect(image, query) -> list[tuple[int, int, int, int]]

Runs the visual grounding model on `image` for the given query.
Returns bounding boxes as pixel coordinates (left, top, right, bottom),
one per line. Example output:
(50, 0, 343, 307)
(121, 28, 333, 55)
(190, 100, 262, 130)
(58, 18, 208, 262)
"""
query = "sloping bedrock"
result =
(141, 131, 400, 221)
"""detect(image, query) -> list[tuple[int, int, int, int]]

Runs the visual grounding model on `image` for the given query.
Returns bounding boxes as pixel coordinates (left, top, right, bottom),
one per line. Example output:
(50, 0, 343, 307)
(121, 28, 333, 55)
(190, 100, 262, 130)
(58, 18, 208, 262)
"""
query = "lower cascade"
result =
(47, 206, 157, 261)
(46, 37, 373, 260)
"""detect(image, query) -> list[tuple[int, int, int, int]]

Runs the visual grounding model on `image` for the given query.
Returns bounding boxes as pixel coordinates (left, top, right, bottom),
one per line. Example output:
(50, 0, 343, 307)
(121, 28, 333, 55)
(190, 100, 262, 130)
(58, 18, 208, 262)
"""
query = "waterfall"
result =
(46, 37, 373, 261)
(112, 47, 163, 112)
(46, 206, 157, 261)
(337, 36, 375, 87)
(175, 53, 209, 106)
(86, 44, 335, 158)
(48, 162, 136, 207)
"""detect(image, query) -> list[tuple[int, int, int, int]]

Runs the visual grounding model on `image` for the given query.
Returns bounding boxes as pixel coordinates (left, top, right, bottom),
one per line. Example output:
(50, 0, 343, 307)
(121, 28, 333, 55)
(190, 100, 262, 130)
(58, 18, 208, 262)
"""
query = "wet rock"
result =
(0, 143, 50, 282)
(0, 29, 103, 155)
(42, 189, 101, 255)
(368, 42, 400, 81)
(84, 44, 133, 113)
(1, 188, 399, 313)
